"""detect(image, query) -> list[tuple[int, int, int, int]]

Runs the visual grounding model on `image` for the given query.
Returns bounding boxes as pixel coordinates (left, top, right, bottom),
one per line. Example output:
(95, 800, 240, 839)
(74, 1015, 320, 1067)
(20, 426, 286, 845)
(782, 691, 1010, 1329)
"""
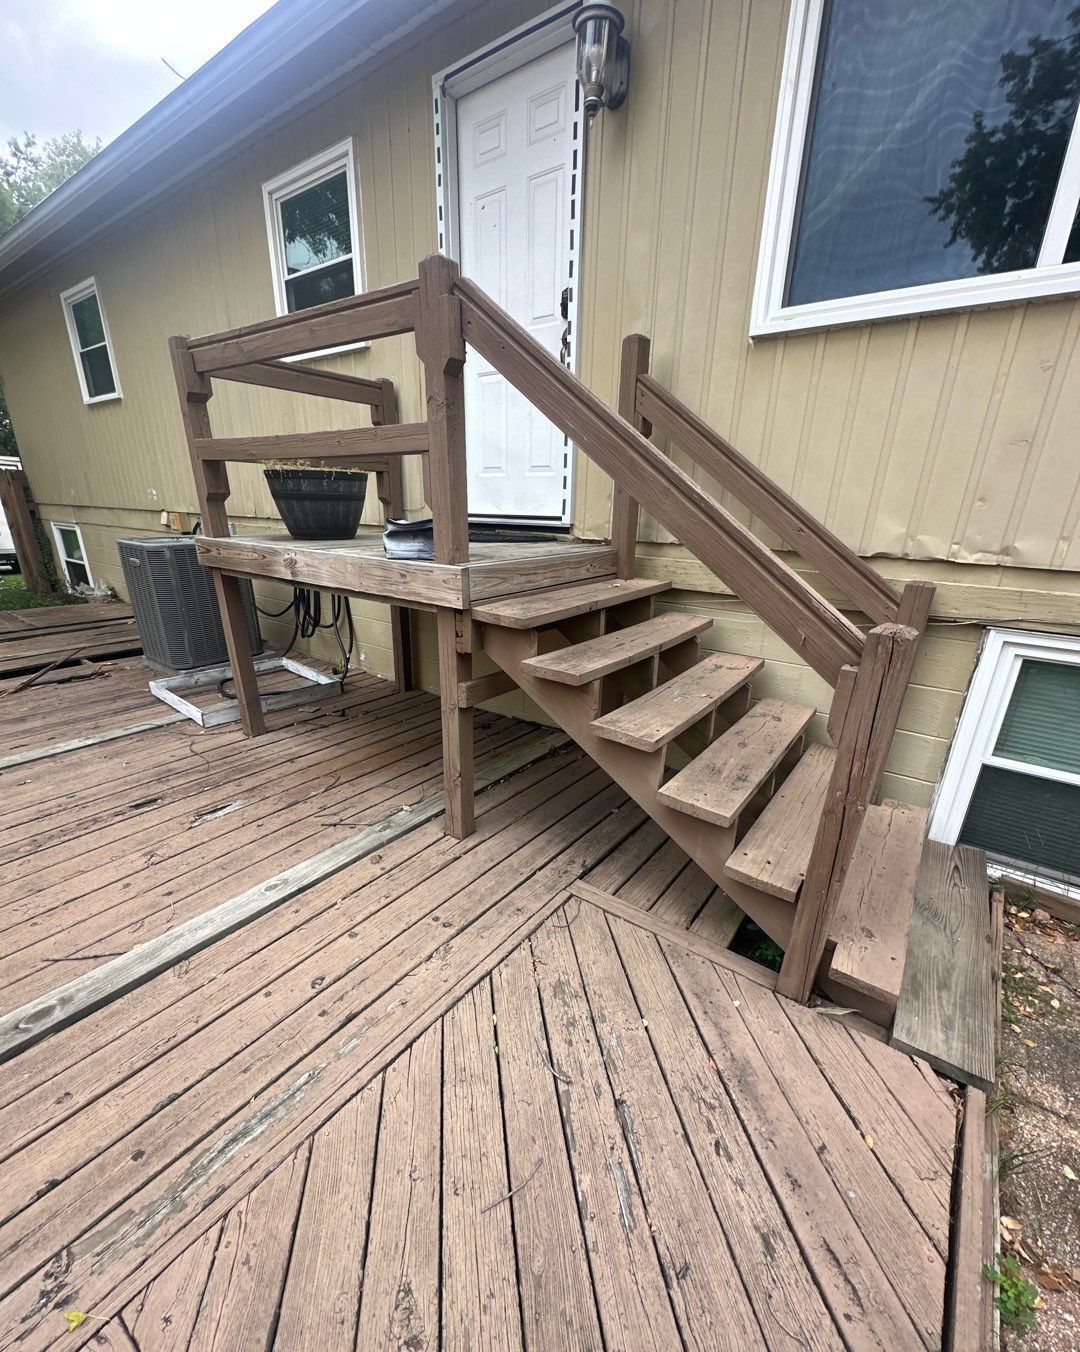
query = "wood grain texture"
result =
(829, 801, 927, 1007)
(613, 334, 651, 578)
(593, 651, 762, 750)
(522, 612, 712, 686)
(193, 422, 428, 462)
(891, 841, 994, 1091)
(659, 697, 815, 828)
(471, 577, 668, 628)
(125, 1223, 223, 1352)
(724, 742, 836, 900)
(946, 1088, 992, 1352)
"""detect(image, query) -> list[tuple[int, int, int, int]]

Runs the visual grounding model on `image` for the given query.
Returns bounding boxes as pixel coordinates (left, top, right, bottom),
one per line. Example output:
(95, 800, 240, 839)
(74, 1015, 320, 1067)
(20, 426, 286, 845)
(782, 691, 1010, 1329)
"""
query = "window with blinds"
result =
(263, 141, 362, 321)
(958, 657, 1080, 881)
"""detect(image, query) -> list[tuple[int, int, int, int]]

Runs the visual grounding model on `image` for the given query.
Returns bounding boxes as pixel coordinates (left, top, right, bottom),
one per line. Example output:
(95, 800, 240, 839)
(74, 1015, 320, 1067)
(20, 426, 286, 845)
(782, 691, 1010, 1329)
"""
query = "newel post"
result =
(168, 335, 266, 738)
(777, 622, 919, 1002)
(415, 256, 474, 840)
(613, 333, 651, 578)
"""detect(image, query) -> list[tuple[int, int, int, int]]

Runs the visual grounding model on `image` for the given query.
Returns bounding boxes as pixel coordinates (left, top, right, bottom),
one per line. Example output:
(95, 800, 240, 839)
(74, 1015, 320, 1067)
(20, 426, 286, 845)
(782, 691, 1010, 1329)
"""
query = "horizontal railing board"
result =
(455, 277, 863, 686)
(636, 374, 900, 626)
(193, 423, 429, 463)
(212, 360, 386, 405)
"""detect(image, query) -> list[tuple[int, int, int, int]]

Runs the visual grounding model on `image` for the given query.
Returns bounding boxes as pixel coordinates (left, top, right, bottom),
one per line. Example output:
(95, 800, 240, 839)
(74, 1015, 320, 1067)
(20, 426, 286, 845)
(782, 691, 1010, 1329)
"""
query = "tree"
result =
(0, 131, 101, 235)
(0, 381, 16, 457)
(927, 10, 1080, 274)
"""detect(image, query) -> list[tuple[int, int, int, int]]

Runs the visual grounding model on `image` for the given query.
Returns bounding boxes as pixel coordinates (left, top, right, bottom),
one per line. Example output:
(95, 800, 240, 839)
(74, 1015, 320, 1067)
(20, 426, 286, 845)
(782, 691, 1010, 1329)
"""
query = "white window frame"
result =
(59, 276, 122, 404)
(51, 521, 93, 589)
(262, 139, 365, 361)
(929, 627, 1080, 894)
(751, 0, 1080, 337)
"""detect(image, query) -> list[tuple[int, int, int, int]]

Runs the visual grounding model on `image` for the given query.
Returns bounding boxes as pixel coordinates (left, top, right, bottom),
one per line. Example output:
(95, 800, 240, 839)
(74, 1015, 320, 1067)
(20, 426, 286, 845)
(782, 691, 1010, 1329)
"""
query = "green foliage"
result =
(0, 380, 16, 457)
(983, 1254, 1038, 1331)
(0, 131, 101, 234)
(0, 574, 65, 609)
(927, 8, 1080, 273)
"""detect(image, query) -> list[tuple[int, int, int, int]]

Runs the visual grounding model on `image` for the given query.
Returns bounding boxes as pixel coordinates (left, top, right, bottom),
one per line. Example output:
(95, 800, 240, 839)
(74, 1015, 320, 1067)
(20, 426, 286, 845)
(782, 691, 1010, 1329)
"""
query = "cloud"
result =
(0, 0, 277, 145)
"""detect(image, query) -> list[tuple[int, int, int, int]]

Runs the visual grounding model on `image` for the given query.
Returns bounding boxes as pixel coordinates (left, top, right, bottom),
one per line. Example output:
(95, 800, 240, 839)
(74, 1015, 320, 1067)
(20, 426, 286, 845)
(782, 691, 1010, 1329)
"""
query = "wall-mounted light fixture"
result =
(572, 5, 630, 120)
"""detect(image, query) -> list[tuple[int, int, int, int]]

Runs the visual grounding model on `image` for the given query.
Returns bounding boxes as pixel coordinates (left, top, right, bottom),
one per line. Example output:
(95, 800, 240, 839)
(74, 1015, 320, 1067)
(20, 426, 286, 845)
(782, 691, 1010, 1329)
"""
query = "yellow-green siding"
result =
(1, 0, 1078, 799)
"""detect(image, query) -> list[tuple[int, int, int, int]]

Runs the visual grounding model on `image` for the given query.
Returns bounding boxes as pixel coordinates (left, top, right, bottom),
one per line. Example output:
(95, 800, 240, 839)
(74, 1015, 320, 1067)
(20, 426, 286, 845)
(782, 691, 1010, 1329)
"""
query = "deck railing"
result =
(172, 253, 934, 1000)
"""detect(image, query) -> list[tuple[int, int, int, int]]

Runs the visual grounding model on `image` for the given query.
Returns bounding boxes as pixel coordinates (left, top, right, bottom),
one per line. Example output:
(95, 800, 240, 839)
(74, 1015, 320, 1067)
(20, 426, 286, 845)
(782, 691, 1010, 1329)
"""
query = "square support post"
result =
(613, 334, 651, 579)
(372, 378, 413, 694)
(417, 255, 473, 837)
(169, 335, 266, 738)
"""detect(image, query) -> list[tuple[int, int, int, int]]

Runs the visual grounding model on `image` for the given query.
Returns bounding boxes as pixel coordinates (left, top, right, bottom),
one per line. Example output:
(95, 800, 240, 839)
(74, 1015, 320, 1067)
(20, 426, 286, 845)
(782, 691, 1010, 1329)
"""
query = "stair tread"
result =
(591, 652, 763, 750)
(521, 612, 712, 686)
(657, 697, 815, 827)
(724, 742, 836, 902)
(471, 577, 669, 628)
(829, 800, 927, 1010)
(890, 837, 994, 1092)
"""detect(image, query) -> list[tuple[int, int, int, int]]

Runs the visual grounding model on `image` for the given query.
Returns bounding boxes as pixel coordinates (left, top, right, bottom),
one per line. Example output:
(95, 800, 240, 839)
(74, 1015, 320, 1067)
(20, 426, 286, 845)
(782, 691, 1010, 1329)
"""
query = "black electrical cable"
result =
(215, 585, 356, 699)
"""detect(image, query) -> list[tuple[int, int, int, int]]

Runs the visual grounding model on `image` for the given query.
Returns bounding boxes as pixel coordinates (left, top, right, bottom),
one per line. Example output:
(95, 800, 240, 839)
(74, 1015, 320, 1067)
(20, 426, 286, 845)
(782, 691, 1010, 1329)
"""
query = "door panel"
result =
(456, 42, 576, 521)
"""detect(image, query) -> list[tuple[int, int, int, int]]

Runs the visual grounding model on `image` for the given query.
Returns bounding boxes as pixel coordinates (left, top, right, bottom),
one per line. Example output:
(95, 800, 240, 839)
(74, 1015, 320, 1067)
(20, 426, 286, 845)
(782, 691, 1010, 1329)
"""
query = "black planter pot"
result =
(264, 467, 368, 540)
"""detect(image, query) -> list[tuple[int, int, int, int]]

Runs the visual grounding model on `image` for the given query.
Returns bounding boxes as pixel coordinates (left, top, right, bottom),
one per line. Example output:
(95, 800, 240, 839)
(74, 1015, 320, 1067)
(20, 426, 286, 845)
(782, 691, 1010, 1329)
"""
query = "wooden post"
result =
(169, 336, 266, 738)
(416, 254, 469, 565)
(416, 256, 473, 838)
(613, 334, 650, 579)
(0, 468, 52, 594)
(777, 623, 919, 1002)
(371, 378, 413, 693)
(437, 608, 474, 839)
(896, 579, 935, 632)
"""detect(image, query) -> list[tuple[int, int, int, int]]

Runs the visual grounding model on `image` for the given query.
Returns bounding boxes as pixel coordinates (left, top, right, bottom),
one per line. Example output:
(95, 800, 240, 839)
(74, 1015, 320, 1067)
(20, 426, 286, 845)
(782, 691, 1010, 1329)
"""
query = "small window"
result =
(60, 278, 121, 403)
(52, 523, 93, 590)
(753, 0, 1080, 334)
(931, 630, 1080, 893)
(262, 141, 363, 317)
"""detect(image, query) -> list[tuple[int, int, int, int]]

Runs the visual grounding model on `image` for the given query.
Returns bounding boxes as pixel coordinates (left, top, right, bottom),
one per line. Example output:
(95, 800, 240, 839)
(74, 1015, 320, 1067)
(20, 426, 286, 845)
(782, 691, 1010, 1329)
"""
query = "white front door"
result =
(455, 42, 577, 522)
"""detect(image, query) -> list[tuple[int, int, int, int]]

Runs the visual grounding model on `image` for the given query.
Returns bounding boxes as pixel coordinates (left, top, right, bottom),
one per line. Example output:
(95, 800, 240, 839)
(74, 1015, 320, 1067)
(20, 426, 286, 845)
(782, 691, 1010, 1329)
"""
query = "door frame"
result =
(431, 2, 584, 527)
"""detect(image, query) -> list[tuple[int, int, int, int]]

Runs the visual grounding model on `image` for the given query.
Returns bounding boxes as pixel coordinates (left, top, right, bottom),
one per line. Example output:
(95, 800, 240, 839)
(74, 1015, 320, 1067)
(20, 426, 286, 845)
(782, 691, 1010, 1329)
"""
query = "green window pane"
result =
(80, 345, 116, 398)
(960, 765, 1080, 877)
(994, 659, 1080, 775)
(280, 172, 352, 275)
(58, 527, 84, 562)
(285, 259, 354, 312)
(71, 292, 105, 348)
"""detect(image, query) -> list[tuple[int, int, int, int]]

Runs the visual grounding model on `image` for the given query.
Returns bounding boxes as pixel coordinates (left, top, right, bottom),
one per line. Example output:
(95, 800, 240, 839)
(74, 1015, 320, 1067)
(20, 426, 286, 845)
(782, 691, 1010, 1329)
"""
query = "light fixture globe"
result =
(573, 4, 631, 119)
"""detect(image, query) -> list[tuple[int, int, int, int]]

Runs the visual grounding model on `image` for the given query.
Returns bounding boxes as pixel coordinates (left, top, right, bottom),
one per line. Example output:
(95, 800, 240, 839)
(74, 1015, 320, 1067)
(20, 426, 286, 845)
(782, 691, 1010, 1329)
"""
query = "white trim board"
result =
(51, 521, 94, 588)
(929, 627, 1080, 890)
(431, 2, 584, 528)
(750, 0, 1080, 337)
(58, 276, 122, 405)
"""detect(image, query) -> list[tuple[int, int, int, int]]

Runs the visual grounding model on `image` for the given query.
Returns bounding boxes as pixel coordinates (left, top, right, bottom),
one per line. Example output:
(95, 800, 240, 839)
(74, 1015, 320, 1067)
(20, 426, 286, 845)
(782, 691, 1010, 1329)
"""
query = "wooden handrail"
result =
(454, 275, 864, 686)
(191, 424, 428, 464)
(636, 370, 902, 625)
(211, 360, 387, 405)
(188, 278, 420, 372)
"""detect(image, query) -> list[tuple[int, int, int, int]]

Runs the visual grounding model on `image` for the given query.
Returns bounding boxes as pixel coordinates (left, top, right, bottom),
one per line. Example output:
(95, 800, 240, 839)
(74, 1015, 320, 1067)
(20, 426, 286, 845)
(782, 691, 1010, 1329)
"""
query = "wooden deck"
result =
(0, 666, 963, 1351)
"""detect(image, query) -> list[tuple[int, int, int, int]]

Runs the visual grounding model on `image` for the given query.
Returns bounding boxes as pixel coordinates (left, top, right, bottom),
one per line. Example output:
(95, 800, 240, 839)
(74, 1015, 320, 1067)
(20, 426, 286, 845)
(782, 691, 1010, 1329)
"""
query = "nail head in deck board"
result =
(569, 903, 766, 1349)
(532, 916, 685, 1351)
(441, 981, 524, 1349)
(490, 943, 605, 1351)
(828, 801, 927, 1009)
(186, 1145, 309, 1352)
(277, 1081, 382, 1352)
(522, 612, 712, 686)
(723, 742, 836, 901)
(125, 1221, 223, 1352)
(607, 915, 845, 1352)
(658, 697, 816, 828)
(0, 731, 570, 1060)
(665, 943, 934, 1350)
(592, 651, 763, 751)
(890, 842, 994, 1092)
(355, 1032, 439, 1352)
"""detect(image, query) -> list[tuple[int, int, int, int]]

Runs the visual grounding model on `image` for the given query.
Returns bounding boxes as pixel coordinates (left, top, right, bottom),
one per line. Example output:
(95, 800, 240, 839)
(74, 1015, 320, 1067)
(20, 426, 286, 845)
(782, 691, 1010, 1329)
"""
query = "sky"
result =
(1, 0, 279, 146)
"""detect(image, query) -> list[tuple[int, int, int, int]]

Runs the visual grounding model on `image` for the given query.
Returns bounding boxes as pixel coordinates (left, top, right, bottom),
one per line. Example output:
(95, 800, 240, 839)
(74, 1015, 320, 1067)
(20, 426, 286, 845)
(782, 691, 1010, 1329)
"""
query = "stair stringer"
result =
(481, 623, 795, 948)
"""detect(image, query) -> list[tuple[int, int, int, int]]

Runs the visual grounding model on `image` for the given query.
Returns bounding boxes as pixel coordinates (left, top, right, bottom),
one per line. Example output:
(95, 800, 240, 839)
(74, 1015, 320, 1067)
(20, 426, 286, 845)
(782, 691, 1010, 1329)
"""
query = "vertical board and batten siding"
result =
(0, 0, 1077, 793)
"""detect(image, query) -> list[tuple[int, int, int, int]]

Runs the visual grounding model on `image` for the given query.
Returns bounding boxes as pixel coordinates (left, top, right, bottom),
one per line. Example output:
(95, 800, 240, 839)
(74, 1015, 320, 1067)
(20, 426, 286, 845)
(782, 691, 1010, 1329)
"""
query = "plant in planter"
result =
(264, 460, 368, 541)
